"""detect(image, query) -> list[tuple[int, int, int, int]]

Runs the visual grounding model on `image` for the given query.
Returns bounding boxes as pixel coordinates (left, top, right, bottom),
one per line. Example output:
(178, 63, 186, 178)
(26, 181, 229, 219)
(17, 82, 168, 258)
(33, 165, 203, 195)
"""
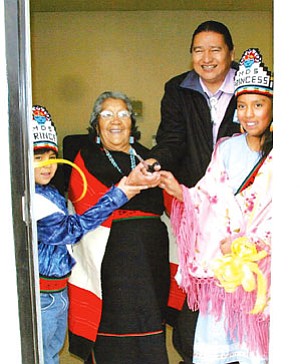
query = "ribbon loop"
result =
(34, 158, 87, 202)
(212, 237, 268, 314)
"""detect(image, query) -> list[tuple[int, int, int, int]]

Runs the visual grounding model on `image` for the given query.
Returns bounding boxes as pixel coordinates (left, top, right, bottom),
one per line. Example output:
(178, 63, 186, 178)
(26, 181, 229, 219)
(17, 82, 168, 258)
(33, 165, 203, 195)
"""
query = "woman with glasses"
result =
(67, 91, 170, 364)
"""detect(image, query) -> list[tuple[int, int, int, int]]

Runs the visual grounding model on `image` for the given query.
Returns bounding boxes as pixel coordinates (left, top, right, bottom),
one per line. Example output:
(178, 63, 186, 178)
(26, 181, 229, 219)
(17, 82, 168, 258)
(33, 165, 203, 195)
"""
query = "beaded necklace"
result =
(103, 147, 136, 175)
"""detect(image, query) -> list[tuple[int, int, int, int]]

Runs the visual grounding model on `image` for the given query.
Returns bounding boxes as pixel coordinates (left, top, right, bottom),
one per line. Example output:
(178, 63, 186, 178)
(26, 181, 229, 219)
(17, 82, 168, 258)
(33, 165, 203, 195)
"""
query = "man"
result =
(148, 20, 241, 364)
(131, 20, 241, 364)
(149, 20, 239, 185)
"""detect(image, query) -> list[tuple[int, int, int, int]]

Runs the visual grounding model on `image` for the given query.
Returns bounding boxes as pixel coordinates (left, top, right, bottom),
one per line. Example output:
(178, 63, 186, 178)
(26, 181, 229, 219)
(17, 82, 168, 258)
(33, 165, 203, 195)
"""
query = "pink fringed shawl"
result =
(171, 142, 272, 357)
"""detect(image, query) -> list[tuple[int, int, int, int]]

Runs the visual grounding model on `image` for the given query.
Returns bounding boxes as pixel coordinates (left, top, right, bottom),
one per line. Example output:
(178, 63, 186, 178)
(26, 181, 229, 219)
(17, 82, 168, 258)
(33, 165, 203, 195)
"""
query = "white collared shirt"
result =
(200, 68, 236, 146)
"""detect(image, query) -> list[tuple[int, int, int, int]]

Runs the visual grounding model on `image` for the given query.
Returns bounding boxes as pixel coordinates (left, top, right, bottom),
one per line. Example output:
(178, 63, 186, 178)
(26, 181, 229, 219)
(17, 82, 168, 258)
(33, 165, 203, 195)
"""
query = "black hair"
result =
(190, 20, 234, 53)
(34, 148, 58, 156)
(261, 122, 273, 158)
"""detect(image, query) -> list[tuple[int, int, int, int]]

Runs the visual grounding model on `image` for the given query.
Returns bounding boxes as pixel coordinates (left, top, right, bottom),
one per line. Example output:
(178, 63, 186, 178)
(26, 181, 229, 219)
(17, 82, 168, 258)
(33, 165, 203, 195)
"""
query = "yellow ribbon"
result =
(34, 158, 87, 203)
(212, 237, 268, 314)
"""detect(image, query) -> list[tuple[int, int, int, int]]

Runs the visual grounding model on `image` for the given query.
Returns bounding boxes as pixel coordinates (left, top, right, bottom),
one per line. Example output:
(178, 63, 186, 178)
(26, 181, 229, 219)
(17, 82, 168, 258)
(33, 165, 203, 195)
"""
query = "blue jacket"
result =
(35, 184, 128, 277)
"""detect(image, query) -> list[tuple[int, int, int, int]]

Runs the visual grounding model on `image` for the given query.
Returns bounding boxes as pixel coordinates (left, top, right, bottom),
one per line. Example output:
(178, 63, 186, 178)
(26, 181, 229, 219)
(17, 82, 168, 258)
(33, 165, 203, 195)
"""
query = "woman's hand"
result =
(159, 171, 183, 202)
(117, 176, 148, 199)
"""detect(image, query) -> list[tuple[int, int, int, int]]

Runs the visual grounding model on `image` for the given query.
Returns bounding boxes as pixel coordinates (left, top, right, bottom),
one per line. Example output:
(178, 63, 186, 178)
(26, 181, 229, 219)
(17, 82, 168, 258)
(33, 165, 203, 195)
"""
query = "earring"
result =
(96, 135, 101, 144)
(240, 125, 245, 134)
(269, 123, 273, 132)
(129, 136, 134, 144)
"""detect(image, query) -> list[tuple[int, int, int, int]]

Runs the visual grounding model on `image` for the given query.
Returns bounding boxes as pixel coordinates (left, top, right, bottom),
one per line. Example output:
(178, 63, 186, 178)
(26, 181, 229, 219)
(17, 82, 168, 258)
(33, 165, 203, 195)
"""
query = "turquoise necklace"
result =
(104, 147, 136, 175)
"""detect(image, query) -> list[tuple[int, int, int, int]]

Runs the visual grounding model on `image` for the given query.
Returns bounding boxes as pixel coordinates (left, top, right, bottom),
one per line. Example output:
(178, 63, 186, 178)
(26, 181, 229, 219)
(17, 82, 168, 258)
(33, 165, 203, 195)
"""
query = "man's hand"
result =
(126, 162, 161, 187)
(143, 158, 161, 173)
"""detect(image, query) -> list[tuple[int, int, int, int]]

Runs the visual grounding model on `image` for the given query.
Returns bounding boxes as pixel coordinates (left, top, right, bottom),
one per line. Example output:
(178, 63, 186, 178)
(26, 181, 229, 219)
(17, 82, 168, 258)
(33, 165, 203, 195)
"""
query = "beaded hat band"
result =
(234, 48, 273, 98)
(32, 105, 58, 153)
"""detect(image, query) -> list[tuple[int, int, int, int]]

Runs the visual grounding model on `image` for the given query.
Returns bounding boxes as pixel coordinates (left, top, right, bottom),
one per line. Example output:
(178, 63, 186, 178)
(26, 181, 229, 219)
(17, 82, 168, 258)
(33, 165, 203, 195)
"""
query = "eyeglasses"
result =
(99, 110, 131, 121)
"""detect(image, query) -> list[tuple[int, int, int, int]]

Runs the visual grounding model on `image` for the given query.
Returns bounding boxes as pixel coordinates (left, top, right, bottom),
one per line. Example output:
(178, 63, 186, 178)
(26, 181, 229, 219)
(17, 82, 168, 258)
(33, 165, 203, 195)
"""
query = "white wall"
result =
(269, 0, 300, 362)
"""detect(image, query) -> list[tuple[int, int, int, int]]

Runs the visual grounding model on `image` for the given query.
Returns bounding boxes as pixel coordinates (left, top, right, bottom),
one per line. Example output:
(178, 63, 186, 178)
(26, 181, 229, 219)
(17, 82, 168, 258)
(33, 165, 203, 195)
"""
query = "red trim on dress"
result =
(68, 283, 102, 342)
(97, 330, 164, 337)
(167, 262, 186, 311)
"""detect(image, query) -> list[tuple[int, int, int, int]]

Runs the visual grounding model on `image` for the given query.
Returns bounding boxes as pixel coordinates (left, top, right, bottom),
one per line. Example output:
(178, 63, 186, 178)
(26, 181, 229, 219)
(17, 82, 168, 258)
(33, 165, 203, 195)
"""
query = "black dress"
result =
(68, 141, 170, 364)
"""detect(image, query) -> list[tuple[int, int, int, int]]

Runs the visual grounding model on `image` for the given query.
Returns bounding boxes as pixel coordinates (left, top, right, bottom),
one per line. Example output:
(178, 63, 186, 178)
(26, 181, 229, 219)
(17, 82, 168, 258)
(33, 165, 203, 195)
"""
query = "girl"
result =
(159, 48, 273, 364)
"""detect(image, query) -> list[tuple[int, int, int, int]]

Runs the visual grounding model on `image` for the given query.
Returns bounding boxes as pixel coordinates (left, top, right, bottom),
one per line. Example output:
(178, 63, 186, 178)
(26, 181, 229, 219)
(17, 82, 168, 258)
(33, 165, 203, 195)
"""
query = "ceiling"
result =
(30, 0, 273, 12)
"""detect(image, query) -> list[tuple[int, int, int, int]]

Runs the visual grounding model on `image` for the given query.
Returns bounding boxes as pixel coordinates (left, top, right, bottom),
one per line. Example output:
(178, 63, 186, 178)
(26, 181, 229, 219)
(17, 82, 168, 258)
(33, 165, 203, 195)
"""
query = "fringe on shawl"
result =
(171, 187, 270, 358)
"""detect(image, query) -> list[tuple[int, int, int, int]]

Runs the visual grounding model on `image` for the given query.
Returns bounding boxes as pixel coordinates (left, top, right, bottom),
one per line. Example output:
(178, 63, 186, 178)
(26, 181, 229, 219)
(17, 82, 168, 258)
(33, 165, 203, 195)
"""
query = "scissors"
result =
(133, 150, 160, 173)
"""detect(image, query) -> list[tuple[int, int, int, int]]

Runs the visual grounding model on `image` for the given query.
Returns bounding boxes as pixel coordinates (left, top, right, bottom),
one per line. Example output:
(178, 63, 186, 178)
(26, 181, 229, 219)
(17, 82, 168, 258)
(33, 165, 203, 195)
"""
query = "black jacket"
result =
(151, 67, 240, 187)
